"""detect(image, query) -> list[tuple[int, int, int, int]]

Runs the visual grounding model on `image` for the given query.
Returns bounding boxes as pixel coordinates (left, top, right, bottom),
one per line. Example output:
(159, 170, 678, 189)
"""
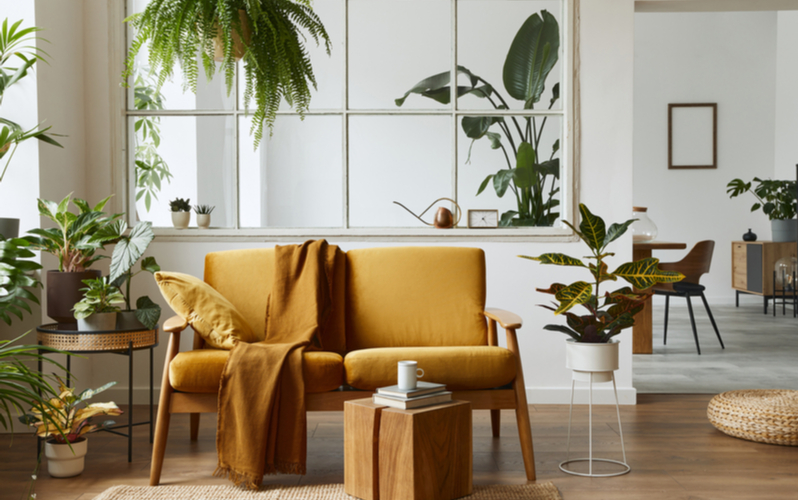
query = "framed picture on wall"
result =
(668, 103, 717, 169)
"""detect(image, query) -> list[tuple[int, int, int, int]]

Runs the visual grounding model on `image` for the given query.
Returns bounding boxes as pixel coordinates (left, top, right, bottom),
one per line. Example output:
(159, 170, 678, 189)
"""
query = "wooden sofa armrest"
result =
(163, 315, 189, 333)
(484, 308, 522, 329)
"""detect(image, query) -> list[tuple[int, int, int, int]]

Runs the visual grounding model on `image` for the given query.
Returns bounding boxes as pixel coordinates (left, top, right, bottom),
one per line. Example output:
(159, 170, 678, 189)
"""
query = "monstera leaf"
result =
(612, 258, 684, 290)
(503, 10, 560, 108)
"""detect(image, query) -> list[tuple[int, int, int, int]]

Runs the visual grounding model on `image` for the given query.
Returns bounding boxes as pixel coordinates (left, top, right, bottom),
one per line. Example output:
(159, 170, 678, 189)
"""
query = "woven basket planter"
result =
(707, 390, 798, 446)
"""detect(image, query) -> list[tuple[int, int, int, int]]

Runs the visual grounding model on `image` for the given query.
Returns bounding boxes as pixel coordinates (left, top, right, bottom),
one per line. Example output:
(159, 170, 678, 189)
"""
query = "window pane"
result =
(237, 0, 344, 111)
(457, 1, 563, 111)
(349, 116, 452, 227)
(131, 116, 235, 227)
(126, 0, 235, 111)
(457, 115, 563, 226)
(239, 116, 343, 228)
(349, 0, 451, 110)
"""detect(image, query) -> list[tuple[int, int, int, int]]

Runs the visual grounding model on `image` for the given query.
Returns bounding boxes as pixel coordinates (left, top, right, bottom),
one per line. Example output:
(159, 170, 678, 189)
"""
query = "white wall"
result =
(774, 10, 798, 180)
(633, 11, 789, 302)
(19, 0, 640, 408)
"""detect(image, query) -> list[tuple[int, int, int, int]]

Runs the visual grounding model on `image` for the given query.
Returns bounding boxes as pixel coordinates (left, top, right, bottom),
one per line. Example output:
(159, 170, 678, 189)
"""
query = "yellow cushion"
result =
(345, 247, 488, 350)
(169, 349, 344, 394)
(343, 347, 516, 391)
(155, 271, 262, 350)
(204, 248, 348, 355)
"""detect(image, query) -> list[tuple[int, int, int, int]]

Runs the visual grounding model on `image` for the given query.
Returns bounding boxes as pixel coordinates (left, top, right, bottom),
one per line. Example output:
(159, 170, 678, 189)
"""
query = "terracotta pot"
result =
(47, 270, 101, 327)
(77, 312, 117, 332)
(565, 339, 619, 383)
(171, 211, 190, 229)
(45, 438, 87, 478)
(213, 10, 251, 62)
(0, 217, 19, 239)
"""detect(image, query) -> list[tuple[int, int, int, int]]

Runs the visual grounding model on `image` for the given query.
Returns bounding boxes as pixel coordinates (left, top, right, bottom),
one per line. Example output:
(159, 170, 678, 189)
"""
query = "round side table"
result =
(36, 323, 159, 462)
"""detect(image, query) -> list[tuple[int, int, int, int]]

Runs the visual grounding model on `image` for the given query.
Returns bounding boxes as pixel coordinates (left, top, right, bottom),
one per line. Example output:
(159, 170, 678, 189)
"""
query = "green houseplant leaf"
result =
(109, 221, 154, 282)
(135, 296, 161, 331)
(612, 258, 684, 290)
(502, 10, 560, 108)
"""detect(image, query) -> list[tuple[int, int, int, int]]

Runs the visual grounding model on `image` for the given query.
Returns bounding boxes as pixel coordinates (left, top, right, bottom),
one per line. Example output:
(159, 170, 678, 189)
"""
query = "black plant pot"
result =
(47, 270, 101, 328)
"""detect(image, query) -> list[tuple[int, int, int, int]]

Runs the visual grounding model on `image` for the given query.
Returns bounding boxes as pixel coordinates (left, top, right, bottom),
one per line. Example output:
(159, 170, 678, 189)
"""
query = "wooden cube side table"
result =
(344, 398, 472, 500)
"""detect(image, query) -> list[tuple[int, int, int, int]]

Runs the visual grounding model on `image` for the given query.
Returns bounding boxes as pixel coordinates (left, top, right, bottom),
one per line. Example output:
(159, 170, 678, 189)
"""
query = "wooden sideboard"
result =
(731, 241, 797, 313)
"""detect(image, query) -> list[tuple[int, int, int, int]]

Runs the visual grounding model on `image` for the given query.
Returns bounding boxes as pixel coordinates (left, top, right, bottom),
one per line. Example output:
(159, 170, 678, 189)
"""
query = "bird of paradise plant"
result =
(19, 376, 122, 444)
(520, 204, 685, 343)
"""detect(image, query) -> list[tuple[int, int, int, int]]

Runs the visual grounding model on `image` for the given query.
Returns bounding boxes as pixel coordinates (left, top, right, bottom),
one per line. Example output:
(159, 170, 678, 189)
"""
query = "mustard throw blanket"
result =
(215, 240, 339, 489)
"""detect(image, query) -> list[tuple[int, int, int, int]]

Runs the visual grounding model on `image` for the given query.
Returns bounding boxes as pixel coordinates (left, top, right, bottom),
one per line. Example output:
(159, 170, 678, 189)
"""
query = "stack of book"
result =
(372, 381, 452, 410)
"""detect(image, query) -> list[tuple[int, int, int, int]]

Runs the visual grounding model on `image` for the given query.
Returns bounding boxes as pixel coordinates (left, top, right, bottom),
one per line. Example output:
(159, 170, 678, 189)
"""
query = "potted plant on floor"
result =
(0, 19, 64, 238)
(193, 204, 214, 229)
(123, 0, 331, 147)
(24, 194, 123, 326)
(19, 377, 122, 478)
(73, 277, 126, 331)
(396, 11, 561, 227)
(727, 177, 798, 242)
(169, 198, 191, 229)
(108, 221, 162, 330)
(520, 204, 684, 376)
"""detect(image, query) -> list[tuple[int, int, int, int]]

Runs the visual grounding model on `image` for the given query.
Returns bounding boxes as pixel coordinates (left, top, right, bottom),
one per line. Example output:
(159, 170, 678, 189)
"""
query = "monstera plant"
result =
(397, 10, 561, 227)
(520, 204, 684, 343)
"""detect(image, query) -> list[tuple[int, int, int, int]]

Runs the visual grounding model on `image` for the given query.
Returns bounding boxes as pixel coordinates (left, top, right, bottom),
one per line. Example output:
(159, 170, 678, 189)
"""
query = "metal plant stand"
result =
(559, 371, 631, 477)
(35, 323, 158, 463)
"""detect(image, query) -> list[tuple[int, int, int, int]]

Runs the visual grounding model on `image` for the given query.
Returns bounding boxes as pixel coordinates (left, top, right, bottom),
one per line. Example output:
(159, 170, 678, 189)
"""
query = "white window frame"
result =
(112, 0, 580, 242)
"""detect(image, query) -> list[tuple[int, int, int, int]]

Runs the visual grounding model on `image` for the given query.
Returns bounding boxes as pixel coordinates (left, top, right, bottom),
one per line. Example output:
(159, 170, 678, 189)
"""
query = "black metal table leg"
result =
(66, 354, 71, 387)
(128, 340, 133, 463)
(735, 290, 739, 307)
(37, 344, 42, 461)
(150, 345, 154, 444)
(663, 295, 670, 345)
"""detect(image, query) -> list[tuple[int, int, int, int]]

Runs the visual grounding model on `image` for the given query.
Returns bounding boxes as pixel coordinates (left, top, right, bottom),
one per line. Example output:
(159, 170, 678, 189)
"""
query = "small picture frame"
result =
(668, 103, 717, 169)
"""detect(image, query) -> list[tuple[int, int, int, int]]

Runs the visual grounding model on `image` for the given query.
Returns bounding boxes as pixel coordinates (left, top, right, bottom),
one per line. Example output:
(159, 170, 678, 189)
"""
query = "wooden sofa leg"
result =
(150, 333, 180, 486)
(506, 328, 536, 482)
(491, 409, 501, 437)
(190, 413, 200, 441)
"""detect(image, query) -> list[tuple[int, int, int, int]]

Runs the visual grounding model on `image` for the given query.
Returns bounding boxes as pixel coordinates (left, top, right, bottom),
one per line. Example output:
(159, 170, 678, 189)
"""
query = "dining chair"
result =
(651, 240, 724, 355)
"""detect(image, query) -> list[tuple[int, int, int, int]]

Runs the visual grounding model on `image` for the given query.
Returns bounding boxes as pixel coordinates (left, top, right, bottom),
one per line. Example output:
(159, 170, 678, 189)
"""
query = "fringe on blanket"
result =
(214, 461, 307, 490)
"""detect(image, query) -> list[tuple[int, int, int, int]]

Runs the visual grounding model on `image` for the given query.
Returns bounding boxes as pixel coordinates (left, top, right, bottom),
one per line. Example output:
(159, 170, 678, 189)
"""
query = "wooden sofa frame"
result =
(150, 308, 536, 485)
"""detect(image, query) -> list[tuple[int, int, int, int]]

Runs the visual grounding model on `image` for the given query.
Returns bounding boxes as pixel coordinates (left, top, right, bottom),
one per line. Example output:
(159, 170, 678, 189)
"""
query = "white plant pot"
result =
(565, 339, 619, 383)
(196, 213, 211, 229)
(171, 211, 191, 229)
(77, 312, 117, 332)
(45, 438, 87, 478)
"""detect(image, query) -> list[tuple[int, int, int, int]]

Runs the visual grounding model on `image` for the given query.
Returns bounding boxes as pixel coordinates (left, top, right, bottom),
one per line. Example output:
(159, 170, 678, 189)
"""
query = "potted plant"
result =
(19, 377, 122, 478)
(396, 11, 561, 227)
(108, 221, 162, 330)
(123, 0, 331, 148)
(520, 204, 683, 378)
(72, 277, 125, 331)
(169, 198, 191, 229)
(24, 194, 123, 326)
(0, 19, 63, 238)
(727, 177, 798, 242)
(193, 204, 214, 229)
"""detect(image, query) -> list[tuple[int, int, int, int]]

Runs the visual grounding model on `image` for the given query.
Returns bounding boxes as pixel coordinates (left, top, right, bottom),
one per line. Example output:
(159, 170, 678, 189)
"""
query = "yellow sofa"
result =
(150, 246, 536, 485)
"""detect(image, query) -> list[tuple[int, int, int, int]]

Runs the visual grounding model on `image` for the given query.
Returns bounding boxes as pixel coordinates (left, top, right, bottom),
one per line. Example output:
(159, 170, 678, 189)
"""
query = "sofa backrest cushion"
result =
(204, 247, 347, 355)
(345, 247, 488, 350)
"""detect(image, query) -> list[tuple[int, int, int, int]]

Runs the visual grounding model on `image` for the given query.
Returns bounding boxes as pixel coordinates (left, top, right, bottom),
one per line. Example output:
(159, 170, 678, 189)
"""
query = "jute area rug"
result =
(92, 483, 562, 500)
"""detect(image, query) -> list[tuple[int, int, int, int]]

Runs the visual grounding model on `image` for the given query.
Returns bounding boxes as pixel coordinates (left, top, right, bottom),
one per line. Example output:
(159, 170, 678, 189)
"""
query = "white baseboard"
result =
(101, 386, 639, 407)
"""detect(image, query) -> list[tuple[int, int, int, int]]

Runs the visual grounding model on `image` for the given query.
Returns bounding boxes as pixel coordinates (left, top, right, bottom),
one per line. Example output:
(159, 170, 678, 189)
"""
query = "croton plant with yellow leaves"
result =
(20, 377, 122, 443)
(520, 204, 685, 343)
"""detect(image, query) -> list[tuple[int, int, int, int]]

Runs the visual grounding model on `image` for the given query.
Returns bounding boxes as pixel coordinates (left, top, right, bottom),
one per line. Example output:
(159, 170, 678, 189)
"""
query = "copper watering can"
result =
(393, 198, 462, 229)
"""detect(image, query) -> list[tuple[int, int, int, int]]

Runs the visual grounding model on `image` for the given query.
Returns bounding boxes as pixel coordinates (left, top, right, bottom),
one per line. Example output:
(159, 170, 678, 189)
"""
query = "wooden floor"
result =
(0, 394, 796, 500)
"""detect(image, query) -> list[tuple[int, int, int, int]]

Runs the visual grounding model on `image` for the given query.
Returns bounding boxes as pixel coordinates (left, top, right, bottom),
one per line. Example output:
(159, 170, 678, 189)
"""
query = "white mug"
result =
(397, 360, 425, 390)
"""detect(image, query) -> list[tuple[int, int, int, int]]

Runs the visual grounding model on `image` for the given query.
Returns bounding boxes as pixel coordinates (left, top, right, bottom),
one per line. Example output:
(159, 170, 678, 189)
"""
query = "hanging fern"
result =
(123, 0, 331, 148)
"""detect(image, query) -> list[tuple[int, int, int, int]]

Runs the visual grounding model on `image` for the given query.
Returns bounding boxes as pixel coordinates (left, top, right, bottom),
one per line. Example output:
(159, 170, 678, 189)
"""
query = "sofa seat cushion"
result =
(344, 347, 517, 391)
(169, 349, 344, 394)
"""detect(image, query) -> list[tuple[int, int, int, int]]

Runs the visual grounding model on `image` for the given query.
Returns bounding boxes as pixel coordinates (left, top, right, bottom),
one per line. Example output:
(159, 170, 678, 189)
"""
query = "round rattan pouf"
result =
(708, 390, 798, 446)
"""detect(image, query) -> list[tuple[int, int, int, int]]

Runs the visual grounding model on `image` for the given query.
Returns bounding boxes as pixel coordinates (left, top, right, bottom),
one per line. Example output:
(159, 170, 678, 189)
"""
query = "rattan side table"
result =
(36, 323, 159, 462)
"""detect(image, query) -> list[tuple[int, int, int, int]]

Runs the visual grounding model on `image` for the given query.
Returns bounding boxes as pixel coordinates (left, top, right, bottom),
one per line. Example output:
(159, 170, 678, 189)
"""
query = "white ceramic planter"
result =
(77, 312, 117, 332)
(196, 213, 211, 229)
(565, 339, 619, 383)
(171, 211, 191, 229)
(45, 438, 87, 478)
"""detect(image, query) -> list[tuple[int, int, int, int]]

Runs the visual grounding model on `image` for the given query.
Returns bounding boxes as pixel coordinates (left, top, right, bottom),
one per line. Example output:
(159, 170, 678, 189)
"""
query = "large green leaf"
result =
(520, 253, 585, 267)
(612, 258, 684, 290)
(603, 219, 636, 249)
(513, 142, 537, 188)
(493, 169, 515, 197)
(135, 296, 161, 330)
(578, 204, 606, 252)
(502, 10, 560, 107)
(553, 281, 593, 315)
(109, 222, 154, 282)
(395, 66, 485, 106)
(543, 324, 580, 341)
